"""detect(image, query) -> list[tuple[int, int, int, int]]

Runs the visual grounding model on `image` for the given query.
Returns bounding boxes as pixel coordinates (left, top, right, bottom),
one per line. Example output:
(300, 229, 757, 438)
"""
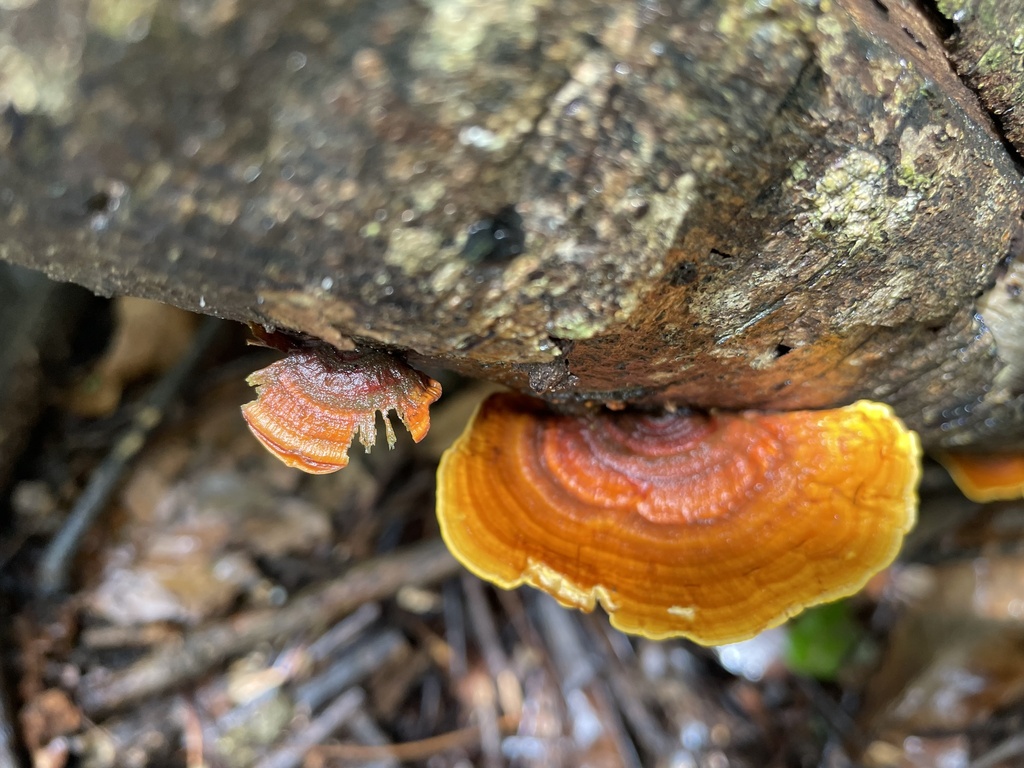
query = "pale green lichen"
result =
(383, 227, 445, 273)
(809, 150, 921, 252)
(718, 0, 816, 41)
(411, 0, 541, 75)
(936, 0, 969, 19)
(896, 124, 943, 192)
(815, 13, 847, 64)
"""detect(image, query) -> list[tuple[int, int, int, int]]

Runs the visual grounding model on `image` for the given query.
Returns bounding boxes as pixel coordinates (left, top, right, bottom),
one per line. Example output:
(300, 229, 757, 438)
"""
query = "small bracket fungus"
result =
(437, 394, 921, 645)
(934, 451, 1024, 502)
(242, 345, 442, 473)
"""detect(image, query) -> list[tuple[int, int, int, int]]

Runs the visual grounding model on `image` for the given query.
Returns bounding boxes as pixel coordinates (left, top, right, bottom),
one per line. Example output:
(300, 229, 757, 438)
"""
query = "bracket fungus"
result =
(934, 451, 1024, 503)
(436, 394, 921, 645)
(241, 346, 442, 473)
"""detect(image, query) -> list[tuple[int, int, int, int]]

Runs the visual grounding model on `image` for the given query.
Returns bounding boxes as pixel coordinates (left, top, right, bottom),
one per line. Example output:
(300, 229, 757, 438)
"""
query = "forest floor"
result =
(2, 290, 1024, 768)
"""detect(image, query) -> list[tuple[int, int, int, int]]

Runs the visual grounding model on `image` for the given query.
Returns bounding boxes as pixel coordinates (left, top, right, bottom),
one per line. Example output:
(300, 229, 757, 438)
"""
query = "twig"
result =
(216, 603, 382, 710)
(531, 593, 594, 693)
(531, 595, 643, 768)
(442, 579, 468, 681)
(461, 576, 512, 768)
(178, 699, 204, 768)
(581, 614, 676, 757)
(314, 714, 520, 763)
(970, 733, 1024, 768)
(494, 588, 545, 652)
(461, 575, 510, 689)
(294, 630, 404, 713)
(78, 538, 459, 717)
(252, 688, 365, 768)
(38, 317, 224, 595)
(80, 623, 181, 650)
(367, 648, 432, 718)
(464, 671, 503, 768)
(568, 616, 644, 768)
(341, 707, 399, 768)
(69, 699, 180, 767)
(792, 675, 865, 753)
(304, 603, 382, 665)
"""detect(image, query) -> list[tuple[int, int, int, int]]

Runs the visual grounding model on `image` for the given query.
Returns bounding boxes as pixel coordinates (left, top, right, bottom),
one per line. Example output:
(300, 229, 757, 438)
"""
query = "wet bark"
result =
(0, 0, 1022, 449)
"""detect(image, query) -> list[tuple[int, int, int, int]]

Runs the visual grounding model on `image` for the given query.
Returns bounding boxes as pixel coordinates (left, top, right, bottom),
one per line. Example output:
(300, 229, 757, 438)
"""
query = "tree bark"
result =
(1, 0, 1022, 449)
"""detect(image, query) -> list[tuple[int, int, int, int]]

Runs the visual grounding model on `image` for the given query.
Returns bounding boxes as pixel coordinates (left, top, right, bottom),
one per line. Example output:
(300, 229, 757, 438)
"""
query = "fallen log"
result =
(1, 0, 1022, 447)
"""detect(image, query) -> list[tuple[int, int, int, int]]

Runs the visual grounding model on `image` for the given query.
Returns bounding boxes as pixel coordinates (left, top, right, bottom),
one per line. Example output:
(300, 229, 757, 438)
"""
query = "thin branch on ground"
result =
(970, 732, 1024, 768)
(78, 539, 459, 717)
(313, 713, 520, 763)
(38, 317, 225, 595)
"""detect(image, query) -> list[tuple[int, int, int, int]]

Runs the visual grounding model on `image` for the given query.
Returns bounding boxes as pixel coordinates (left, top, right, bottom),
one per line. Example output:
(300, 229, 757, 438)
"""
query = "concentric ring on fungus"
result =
(242, 347, 442, 474)
(437, 393, 921, 645)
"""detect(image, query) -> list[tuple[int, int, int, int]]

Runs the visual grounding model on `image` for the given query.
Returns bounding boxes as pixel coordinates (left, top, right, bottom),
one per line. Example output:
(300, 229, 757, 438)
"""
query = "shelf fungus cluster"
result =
(241, 345, 442, 473)
(240, 335, 930, 644)
(436, 394, 921, 645)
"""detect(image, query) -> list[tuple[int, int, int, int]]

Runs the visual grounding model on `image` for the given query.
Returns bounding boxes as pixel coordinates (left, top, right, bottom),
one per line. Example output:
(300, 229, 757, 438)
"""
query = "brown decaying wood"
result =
(1, 0, 1023, 448)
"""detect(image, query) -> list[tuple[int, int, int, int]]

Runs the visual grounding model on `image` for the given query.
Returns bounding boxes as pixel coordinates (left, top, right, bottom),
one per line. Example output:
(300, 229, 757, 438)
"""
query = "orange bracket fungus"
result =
(934, 451, 1024, 503)
(242, 341, 442, 474)
(436, 394, 921, 645)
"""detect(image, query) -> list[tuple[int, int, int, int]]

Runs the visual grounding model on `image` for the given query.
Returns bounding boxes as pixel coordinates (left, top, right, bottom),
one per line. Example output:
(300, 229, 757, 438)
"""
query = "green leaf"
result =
(784, 601, 861, 680)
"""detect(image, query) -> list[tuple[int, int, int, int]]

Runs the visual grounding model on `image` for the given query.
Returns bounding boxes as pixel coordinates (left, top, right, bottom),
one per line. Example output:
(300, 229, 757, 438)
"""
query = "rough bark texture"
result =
(1, 0, 1023, 449)
(939, 0, 1024, 156)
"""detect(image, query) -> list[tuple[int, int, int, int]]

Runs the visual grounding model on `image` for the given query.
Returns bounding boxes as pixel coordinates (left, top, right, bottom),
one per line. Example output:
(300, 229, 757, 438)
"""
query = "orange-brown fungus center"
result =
(242, 347, 442, 473)
(934, 451, 1024, 502)
(437, 394, 920, 644)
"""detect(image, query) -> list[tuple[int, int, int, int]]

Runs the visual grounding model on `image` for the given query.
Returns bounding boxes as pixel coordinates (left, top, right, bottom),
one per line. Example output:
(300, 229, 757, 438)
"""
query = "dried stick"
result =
(532, 595, 643, 768)
(971, 733, 1024, 768)
(461, 575, 508, 684)
(304, 603, 382, 664)
(442, 579, 468, 681)
(582, 614, 676, 757)
(314, 714, 519, 763)
(294, 630, 404, 712)
(38, 317, 224, 595)
(791, 675, 865, 753)
(78, 539, 458, 717)
(341, 707, 399, 768)
(460, 576, 510, 768)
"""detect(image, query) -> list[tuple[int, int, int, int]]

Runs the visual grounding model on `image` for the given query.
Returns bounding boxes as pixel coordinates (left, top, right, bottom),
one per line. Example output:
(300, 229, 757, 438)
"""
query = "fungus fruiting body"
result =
(934, 451, 1024, 502)
(242, 346, 442, 473)
(436, 394, 921, 645)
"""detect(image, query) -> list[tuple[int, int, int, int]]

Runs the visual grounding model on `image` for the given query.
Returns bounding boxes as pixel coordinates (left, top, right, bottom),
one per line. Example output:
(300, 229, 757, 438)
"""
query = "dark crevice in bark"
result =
(913, 0, 1024, 174)
(912, 0, 956, 38)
